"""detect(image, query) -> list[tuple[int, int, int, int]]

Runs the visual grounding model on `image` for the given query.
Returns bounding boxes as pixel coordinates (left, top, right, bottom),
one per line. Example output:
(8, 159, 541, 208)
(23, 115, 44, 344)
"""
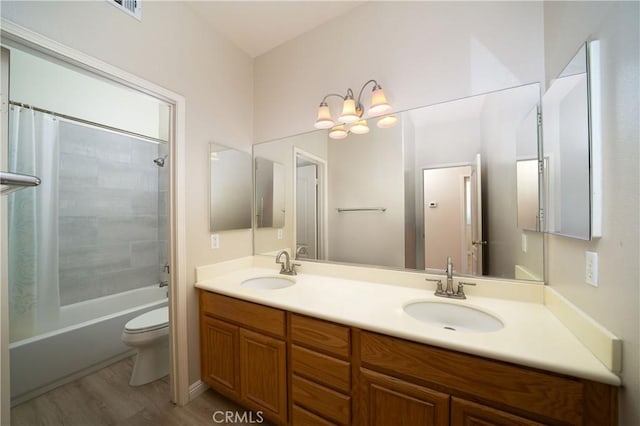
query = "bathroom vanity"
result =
(196, 259, 619, 426)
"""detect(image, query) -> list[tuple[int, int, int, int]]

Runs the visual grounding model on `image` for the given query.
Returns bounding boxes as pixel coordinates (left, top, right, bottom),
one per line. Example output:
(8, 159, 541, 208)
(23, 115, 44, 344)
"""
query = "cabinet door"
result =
(451, 397, 545, 426)
(201, 316, 239, 398)
(360, 369, 449, 426)
(239, 328, 287, 424)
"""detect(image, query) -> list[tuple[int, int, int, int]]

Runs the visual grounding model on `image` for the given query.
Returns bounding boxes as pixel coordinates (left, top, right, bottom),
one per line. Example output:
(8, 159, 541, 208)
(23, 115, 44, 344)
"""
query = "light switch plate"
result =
(585, 251, 598, 287)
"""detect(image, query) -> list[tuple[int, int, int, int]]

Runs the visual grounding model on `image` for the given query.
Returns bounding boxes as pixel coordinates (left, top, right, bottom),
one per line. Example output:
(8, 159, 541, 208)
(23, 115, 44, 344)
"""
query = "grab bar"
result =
(0, 171, 41, 195)
(336, 207, 386, 213)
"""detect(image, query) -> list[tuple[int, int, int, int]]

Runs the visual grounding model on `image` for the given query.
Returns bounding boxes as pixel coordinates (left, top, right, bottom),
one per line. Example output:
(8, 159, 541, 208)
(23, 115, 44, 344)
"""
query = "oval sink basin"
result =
(241, 276, 295, 290)
(404, 301, 503, 333)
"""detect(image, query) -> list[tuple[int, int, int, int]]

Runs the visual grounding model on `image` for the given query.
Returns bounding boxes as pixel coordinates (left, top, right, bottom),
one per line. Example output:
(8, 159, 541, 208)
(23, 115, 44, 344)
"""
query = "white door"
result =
(470, 154, 484, 275)
(423, 165, 472, 273)
(296, 164, 317, 259)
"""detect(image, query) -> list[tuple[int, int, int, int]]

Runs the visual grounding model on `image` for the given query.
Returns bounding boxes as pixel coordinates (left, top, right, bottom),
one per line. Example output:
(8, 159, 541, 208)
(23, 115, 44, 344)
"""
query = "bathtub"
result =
(9, 285, 168, 405)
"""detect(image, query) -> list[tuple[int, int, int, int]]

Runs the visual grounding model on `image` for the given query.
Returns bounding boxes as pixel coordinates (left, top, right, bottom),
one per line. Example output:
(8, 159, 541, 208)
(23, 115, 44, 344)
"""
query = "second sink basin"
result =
(404, 301, 504, 333)
(241, 276, 295, 290)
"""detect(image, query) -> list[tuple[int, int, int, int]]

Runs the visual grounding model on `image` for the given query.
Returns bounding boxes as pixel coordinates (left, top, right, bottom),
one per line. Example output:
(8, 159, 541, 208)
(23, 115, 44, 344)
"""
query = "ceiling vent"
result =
(108, 0, 142, 21)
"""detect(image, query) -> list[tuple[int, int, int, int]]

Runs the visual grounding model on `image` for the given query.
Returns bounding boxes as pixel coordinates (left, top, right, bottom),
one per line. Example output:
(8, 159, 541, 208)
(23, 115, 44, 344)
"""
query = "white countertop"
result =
(195, 263, 621, 386)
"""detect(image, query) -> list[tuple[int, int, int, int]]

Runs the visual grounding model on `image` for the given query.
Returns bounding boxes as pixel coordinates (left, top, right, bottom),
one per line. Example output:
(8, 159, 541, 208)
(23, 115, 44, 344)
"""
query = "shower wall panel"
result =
(58, 122, 165, 305)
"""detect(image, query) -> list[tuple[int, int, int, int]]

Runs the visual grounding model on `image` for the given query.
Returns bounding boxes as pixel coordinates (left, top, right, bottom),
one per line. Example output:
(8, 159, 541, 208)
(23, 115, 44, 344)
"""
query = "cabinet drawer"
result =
(451, 397, 545, 426)
(292, 375, 351, 425)
(200, 290, 285, 337)
(360, 331, 584, 424)
(291, 314, 350, 358)
(292, 345, 351, 392)
(292, 405, 336, 426)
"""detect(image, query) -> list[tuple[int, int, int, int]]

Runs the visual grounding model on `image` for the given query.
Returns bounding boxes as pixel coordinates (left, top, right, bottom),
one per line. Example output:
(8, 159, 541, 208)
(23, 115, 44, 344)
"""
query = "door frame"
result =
(0, 19, 191, 417)
(292, 147, 328, 261)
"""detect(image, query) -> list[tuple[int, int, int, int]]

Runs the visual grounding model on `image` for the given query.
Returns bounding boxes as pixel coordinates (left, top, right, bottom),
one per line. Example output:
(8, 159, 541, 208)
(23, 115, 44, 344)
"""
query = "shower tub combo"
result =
(9, 285, 167, 405)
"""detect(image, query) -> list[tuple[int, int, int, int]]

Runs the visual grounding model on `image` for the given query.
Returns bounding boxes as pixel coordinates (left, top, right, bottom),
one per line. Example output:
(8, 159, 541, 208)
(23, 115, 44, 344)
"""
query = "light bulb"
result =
(350, 120, 370, 135)
(377, 114, 398, 128)
(314, 102, 334, 129)
(329, 124, 348, 139)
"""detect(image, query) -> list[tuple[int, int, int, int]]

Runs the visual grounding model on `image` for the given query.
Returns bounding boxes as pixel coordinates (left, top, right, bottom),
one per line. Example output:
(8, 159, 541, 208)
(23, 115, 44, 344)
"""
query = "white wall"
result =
(254, 1, 544, 142)
(543, 2, 640, 424)
(9, 48, 168, 141)
(1, 1, 254, 386)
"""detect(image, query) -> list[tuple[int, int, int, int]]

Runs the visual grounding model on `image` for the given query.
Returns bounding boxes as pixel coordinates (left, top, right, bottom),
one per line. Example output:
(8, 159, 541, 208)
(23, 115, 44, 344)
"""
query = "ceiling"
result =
(187, 1, 365, 58)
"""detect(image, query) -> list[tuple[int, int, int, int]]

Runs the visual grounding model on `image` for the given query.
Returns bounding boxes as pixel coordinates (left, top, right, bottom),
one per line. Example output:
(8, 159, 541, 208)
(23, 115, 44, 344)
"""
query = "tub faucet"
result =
(159, 281, 169, 288)
(276, 250, 300, 275)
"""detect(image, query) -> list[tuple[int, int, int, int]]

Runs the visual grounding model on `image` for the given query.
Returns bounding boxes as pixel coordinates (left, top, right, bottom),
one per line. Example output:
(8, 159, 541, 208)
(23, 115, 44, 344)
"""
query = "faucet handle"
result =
(457, 281, 476, 297)
(425, 278, 444, 294)
(290, 262, 301, 275)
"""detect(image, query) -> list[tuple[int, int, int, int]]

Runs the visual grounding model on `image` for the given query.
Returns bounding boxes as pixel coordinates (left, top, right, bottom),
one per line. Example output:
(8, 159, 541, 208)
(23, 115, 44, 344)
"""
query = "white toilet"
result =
(121, 306, 169, 386)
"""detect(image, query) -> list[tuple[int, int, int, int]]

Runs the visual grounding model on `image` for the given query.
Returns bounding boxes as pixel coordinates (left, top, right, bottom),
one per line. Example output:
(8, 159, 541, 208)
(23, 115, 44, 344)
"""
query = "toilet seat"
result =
(124, 307, 168, 334)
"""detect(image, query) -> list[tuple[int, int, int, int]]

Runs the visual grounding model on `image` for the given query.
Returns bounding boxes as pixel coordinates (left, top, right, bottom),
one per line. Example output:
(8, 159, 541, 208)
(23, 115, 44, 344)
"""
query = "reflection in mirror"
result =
(254, 83, 544, 282)
(516, 106, 542, 232)
(295, 149, 327, 260)
(542, 42, 601, 240)
(255, 157, 285, 228)
(209, 143, 252, 232)
(516, 159, 540, 231)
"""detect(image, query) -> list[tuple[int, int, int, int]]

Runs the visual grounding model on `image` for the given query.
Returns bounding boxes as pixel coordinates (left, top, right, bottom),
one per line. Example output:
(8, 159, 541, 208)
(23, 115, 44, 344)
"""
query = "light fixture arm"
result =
(321, 93, 347, 104)
(355, 79, 380, 111)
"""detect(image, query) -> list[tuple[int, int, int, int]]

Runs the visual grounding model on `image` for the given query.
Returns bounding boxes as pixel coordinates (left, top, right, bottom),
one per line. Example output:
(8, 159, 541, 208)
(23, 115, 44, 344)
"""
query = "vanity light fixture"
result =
(328, 124, 348, 139)
(314, 79, 395, 139)
(377, 114, 398, 128)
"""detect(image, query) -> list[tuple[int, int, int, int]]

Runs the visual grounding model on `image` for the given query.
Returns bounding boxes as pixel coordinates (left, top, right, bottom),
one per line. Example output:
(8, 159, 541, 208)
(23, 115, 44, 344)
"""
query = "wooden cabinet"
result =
(199, 290, 617, 426)
(451, 397, 545, 426)
(360, 369, 449, 426)
(239, 329, 287, 422)
(200, 316, 239, 399)
(200, 291, 287, 425)
(290, 314, 352, 425)
(359, 330, 617, 425)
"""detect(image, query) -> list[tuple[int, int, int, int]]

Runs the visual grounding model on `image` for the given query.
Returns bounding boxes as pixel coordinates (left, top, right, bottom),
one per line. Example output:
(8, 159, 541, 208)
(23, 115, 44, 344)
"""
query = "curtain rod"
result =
(9, 100, 168, 145)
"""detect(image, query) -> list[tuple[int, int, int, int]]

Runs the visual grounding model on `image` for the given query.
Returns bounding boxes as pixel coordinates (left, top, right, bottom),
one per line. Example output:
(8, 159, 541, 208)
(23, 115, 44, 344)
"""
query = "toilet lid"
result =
(125, 307, 169, 332)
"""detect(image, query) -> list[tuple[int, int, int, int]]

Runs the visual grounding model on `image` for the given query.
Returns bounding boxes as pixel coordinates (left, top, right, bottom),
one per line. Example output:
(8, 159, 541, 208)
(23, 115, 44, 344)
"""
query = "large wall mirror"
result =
(209, 143, 252, 232)
(253, 83, 544, 282)
(542, 41, 602, 240)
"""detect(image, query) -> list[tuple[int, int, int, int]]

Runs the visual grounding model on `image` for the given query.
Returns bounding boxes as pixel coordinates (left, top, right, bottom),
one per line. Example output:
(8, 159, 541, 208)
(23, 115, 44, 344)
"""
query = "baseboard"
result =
(189, 379, 209, 401)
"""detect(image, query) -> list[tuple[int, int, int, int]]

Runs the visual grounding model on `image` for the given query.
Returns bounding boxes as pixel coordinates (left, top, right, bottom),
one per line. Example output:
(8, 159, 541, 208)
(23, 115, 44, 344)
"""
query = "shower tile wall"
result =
(58, 122, 167, 305)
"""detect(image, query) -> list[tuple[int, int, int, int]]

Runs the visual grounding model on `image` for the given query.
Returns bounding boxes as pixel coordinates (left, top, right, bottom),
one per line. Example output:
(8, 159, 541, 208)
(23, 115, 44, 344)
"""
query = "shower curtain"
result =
(8, 106, 60, 342)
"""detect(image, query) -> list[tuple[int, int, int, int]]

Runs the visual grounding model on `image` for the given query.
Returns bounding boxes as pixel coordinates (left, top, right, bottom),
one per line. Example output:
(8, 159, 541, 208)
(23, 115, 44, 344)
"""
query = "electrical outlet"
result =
(277, 228, 283, 240)
(585, 251, 598, 287)
(210, 234, 220, 249)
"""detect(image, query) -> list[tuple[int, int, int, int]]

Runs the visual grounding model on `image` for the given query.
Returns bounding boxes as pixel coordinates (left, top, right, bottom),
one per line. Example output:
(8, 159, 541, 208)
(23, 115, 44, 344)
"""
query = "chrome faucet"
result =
(276, 250, 300, 275)
(427, 256, 476, 299)
(445, 256, 454, 295)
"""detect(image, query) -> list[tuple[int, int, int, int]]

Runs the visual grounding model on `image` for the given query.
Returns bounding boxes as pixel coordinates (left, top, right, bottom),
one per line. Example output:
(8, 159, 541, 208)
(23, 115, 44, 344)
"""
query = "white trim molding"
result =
(0, 18, 191, 409)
